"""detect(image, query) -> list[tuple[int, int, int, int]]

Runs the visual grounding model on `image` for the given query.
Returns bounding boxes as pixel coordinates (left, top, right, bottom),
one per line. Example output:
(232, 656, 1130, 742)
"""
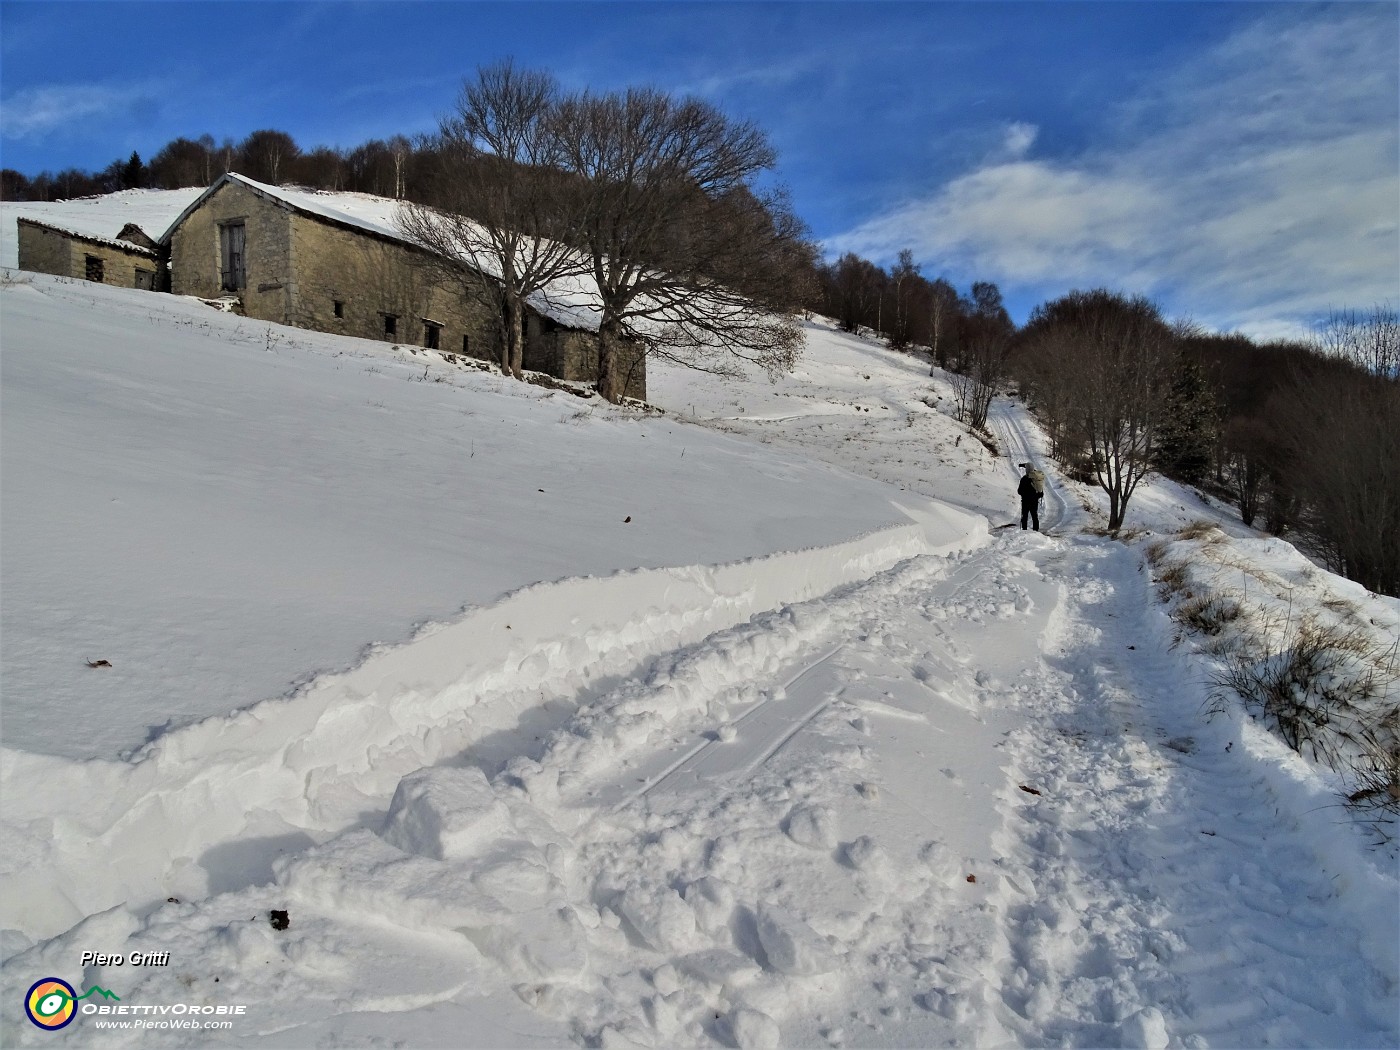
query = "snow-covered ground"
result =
(1, 258, 1396, 1048)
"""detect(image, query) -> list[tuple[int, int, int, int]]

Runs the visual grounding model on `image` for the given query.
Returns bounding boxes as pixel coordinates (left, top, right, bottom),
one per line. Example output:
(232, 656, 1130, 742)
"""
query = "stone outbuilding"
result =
(162, 173, 644, 399)
(16, 217, 163, 290)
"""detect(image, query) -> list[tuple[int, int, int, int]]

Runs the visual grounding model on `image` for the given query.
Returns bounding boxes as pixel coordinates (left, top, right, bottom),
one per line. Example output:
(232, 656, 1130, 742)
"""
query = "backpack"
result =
(1026, 467, 1046, 496)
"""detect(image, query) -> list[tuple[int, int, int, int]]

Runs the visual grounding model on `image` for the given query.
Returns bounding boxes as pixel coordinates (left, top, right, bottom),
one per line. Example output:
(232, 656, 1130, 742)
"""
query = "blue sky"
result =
(1, 1, 1396, 336)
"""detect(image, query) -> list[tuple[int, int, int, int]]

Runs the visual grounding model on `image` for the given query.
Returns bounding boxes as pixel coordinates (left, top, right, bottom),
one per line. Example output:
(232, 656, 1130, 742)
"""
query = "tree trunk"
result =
(504, 295, 525, 379)
(498, 294, 527, 379)
(596, 319, 623, 403)
(1107, 490, 1123, 531)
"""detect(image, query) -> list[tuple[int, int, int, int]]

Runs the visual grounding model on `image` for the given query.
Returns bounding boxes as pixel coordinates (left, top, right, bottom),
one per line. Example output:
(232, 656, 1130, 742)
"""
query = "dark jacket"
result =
(1018, 475, 1041, 503)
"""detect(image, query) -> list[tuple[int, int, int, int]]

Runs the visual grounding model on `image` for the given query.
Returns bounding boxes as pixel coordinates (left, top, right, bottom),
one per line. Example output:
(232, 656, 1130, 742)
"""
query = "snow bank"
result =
(1, 505, 982, 942)
(1, 273, 933, 760)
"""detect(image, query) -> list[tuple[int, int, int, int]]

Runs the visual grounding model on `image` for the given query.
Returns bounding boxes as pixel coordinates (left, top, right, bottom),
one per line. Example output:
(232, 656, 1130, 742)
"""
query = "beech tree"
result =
(1275, 356, 1400, 595)
(238, 130, 299, 185)
(828, 253, 885, 334)
(149, 136, 217, 188)
(887, 250, 920, 350)
(297, 146, 347, 191)
(398, 61, 585, 379)
(1017, 290, 1177, 530)
(949, 313, 1011, 430)
(554, 86, 807, 401)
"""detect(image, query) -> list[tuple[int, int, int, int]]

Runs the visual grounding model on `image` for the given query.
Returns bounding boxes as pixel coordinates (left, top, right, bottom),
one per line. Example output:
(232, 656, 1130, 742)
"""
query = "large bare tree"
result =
(397, 61, 585, 378)
(1017, 290, 1177, 530)
(553, 87, 807, 402)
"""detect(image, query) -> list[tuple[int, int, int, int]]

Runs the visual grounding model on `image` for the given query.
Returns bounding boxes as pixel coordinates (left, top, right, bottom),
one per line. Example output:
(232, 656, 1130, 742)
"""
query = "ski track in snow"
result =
(2, 287, 1395, 1047)
(10, 512, 1391, 1048)
(990, 399, 1069, 534)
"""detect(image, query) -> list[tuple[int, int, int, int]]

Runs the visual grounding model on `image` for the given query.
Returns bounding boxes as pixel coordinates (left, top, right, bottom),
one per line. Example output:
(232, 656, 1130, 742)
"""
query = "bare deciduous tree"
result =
(1276, 359, 1400, 595)
(149, 137, 216, 189)
(388, 135, 412, 200)
(887, 249, 919, 350)
(1315, 304, 1399, 380)
(297, 146, 347, 191)
(927, 278, 960, 372)
(398, 61, 585, 379)
(1016, 290, 1177, 530)
(554, 87, 806, 402)
(828, 253, 885, 335)
(949, 314, 1012, 431)
(238, 130, 299, 185)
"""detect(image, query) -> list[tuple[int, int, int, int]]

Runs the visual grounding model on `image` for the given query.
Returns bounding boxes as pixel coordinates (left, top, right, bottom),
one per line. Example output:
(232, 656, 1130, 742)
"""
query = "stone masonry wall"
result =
(287, 213, 503, 360)
(166, 180, 645, 398)
(169, 181, 292, 322)
(523, 317, 646, 400)
(17, 220, 159, 289)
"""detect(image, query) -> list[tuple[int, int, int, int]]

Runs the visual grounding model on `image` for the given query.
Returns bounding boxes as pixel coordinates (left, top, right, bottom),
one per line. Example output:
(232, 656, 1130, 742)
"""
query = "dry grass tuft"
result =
(1153, 560, 1191, 598)
(1207, 615, 1391, 772)
(1173, 594, 1243, 636)
(1177, 519, 1220, 541)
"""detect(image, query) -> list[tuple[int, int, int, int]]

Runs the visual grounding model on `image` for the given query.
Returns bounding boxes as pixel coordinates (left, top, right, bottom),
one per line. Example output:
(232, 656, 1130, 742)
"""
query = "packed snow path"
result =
(989, 398, 1068, 534)
(8, 526, 1393, 1048)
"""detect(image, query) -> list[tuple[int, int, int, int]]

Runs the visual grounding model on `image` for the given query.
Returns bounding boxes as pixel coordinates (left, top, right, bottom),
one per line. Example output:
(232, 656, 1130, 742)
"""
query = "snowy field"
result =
(1, 250, 1397, 1048)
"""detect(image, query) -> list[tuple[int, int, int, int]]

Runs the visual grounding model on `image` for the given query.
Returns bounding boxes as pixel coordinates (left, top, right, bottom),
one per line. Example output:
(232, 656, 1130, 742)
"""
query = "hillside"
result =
(1, 264, 1396, 1048)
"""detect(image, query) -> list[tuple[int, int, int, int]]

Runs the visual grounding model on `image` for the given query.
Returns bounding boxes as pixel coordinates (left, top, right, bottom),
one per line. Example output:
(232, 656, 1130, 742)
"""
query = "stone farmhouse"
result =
(16, 217, 165, 291)
(161, 173, 645, 399)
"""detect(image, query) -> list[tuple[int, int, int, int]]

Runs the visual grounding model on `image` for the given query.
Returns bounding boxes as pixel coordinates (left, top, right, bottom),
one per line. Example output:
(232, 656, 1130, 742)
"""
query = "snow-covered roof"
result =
(166, 173, 607, 333)
(1, 187, 204, 269)
(16, 216, 158, 257)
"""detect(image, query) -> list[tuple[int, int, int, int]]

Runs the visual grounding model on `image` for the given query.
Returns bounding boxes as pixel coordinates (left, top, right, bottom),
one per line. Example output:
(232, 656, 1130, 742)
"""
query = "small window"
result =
(423, 321, 441, 350)
(333, 300, 344, 318)
(85, 255, 105, 283)
(134, 268, 155, 291)
(462, 334, 470, 354)
(383, 314, 398, 338)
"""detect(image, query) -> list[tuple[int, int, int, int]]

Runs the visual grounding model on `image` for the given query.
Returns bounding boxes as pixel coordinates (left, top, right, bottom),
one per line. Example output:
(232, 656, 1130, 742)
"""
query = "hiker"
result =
(1018, 463, 1044, 531)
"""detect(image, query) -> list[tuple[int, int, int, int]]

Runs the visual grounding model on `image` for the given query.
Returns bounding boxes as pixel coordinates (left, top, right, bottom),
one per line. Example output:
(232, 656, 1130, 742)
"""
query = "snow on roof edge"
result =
(17, 216, 159, 257)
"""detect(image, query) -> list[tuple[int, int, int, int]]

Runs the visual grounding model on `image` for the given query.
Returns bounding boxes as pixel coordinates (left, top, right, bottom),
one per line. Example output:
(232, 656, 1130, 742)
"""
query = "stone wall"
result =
(168, 180, 293, 322)
(523, 316, 646, 400)
(287, 212, 503, 361)
(166, 178, 646, 399)
(17, 220, 159, 290)
(610, 335, 648, 401)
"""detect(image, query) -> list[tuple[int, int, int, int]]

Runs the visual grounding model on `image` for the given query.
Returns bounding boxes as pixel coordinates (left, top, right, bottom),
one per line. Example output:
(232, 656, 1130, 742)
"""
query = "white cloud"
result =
(830, 160, 1160, 286)
(828, 8, 1399, 334)
(1, 82, 156, 139)
(674, 51, 829, 102)
(1001, 122, 1037, 159)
